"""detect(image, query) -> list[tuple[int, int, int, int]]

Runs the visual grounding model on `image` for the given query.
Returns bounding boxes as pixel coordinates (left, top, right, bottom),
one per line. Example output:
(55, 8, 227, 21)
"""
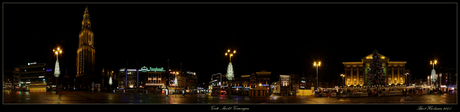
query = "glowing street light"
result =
(430, 60, 437, 69)
(313, 61, 321, 92)
(225, 49, 236, 62)
(53, 47, 62, 94)
(340, 74, 345, 86)
(225, 49, 236, 97)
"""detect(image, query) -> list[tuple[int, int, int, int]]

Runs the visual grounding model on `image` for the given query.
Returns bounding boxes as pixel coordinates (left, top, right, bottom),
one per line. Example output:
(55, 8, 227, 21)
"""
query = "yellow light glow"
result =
(233, 50, 236, 53)
(314, 62, 316, 66)
(59, 51, 62, 53)
(225, 53, 228, 55)
(228, 49, 230, 52)
(230, 54, 233, 57)
(57, 48, 60, 50)
(319, 62, 321, 66)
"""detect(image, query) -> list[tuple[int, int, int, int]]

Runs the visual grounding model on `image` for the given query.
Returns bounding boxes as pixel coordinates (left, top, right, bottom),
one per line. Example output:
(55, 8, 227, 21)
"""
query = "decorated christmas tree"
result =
(367, 49, 385, 85)
(226, 62, 234, 81)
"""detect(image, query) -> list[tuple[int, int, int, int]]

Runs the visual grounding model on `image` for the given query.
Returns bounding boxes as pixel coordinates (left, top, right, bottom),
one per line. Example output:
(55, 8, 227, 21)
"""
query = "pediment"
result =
(362, 53, 388, 60)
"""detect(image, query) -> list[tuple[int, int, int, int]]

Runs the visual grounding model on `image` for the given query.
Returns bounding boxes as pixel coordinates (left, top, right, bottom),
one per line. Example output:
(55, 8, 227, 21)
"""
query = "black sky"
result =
(4, 3, 457, 84)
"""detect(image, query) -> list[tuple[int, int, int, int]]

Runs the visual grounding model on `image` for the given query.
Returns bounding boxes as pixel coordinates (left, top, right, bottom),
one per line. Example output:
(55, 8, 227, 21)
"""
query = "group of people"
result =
(402, 88, 418, 95)
(429, 88, 444, 95)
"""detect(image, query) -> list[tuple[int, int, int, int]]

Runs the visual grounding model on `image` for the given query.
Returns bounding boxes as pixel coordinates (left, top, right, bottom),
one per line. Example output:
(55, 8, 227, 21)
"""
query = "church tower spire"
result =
(82, 6, 91, 30)
(77, 6, 95, 78)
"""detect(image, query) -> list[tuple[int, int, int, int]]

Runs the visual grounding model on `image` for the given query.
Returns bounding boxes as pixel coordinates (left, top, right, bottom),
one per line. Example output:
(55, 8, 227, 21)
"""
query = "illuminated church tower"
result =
(76, 6, 95, 78)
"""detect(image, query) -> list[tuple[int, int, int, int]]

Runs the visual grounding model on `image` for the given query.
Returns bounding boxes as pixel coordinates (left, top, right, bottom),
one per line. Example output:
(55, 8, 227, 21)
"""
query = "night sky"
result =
(4, 3, 456, 85)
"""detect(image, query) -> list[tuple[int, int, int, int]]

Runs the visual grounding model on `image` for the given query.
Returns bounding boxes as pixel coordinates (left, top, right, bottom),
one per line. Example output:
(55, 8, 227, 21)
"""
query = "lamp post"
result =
(53, 47, 62, 94)
(340, 74, 345, 86)
(430, 60, 437, 88)
(225, 49, 236, 97)
(405, 73, 408, 86)
(314, 61, 321, 92)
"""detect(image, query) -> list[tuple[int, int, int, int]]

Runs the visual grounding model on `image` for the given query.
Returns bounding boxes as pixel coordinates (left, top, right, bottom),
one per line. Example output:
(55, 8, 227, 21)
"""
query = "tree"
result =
(367, 50, 386, 86)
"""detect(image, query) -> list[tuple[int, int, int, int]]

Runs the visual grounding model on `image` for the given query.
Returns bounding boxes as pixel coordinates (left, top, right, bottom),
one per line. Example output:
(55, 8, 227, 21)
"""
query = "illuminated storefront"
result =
(117, 68, 139, 91)
(211, 73, 223, 94)
(15, 62, 48, 92)
(343, 54, 407, 87)
(279, 75, 290, 95)
(142, 66, 166, 93)
(240, 75, 250, 95)
(256, 70, 271, 92)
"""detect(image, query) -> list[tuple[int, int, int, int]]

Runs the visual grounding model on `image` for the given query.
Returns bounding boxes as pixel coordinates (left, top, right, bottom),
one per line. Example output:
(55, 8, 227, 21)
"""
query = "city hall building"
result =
(343, 54, 407, 87)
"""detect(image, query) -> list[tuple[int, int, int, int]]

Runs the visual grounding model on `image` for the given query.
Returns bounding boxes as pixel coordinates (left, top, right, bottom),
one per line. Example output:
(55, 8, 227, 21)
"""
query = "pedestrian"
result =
(182, 89, 185, 96)
(166, 88, 168, 97)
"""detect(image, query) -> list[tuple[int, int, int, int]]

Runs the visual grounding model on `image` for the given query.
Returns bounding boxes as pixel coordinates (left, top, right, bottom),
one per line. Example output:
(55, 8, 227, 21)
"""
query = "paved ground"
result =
(3, 90, 456, 104)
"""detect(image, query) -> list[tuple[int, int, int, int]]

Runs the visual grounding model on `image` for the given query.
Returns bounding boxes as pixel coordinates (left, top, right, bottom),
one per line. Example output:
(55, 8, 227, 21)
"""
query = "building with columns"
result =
(343, 54, 407, 87)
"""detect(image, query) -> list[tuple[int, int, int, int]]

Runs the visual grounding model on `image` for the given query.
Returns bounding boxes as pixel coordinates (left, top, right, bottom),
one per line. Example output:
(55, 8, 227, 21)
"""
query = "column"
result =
(356, 67, 359, 86)
(391, 67, 394, 85)
(345, 67, 348, 85)
(350, 67, 354, 86)
(396, 67, 399, 84)
(358, 67, 361, 86)
(403, 68, 405, 85)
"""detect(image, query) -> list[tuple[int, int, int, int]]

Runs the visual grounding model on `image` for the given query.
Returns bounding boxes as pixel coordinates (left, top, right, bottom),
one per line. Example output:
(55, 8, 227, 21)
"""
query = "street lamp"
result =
(340, 74, 345, 86)
(225, 49, 236, 97)
(405, 73, 408, 86)
(53, 47, 62, 94)
(430, 60, 438, 88)
(314, 61, 321, 92)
